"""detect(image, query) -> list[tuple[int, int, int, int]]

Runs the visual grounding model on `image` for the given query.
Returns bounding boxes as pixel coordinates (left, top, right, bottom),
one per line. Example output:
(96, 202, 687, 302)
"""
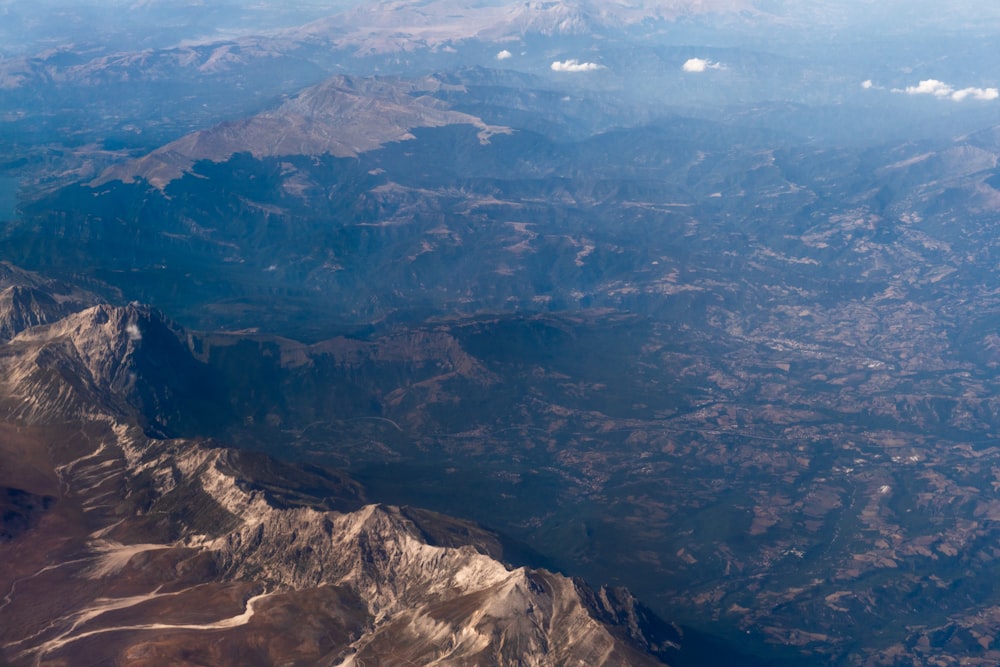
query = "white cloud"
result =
(551, 59, 603, 73)
(682, 58, 723, 73)
(951, 86, 999, 101)
(126, 323, 142, 341)
(894, 78, 999, 102)
(496, 49, 512, 60)
(861, 79, 874, 89)
(905, 79, 954, 97)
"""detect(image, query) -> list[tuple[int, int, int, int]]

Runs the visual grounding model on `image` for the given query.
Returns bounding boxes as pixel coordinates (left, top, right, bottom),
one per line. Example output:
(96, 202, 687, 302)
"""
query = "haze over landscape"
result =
(3, 1, 1000, 665)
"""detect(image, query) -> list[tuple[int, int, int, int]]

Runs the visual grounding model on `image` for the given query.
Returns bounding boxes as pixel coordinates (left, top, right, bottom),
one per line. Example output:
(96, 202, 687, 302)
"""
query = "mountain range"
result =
(5, 1, 1000, 665)
(0, 279, 681, 666)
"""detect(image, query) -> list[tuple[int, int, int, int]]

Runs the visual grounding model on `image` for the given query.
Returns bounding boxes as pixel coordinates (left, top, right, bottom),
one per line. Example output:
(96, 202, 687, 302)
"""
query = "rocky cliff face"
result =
(0, 262, 99, 343)
(1, 301, 232, 438)
(0, 282, 678, 667)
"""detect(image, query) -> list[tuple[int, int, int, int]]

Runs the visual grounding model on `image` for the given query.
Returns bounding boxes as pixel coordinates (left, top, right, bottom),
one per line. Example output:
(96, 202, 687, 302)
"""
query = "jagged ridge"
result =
(0, 261, 99, 343)
(0, 285, 678, 666)
(0, 302, 228, 434)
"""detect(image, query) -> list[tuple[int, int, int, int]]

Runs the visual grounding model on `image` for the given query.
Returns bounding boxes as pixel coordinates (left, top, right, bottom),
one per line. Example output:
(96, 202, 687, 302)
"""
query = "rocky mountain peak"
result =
(12, 302, 159, 386)
(1, 300, 223, 434)
(0, 262, 100, 342)
(0, 285, 65, 343)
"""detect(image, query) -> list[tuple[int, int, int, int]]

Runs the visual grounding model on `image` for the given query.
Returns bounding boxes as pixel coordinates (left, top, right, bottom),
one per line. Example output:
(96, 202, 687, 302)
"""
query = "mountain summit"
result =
(96, 74, 511, 188)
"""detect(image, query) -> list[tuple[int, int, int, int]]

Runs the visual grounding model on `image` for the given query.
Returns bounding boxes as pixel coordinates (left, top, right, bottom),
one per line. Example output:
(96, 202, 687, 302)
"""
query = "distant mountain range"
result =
(94, 74, 512, 188)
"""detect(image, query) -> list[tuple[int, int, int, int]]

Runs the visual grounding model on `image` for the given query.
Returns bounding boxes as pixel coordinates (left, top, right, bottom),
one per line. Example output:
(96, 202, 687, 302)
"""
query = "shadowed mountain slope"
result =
(0, 285, 680, 667)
